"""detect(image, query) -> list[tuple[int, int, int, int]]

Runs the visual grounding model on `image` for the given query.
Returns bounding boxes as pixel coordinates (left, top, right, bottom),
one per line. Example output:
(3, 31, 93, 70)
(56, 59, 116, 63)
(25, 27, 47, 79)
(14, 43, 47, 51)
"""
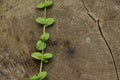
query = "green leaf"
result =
(29, 75, 39, 80)
(31, 52, 42, 60)
(41, 53, 53, 63)
(45, 18, 55, 26)
(36, 17, 46, 25)
(43, 53, 53, 59)
(36, 0, 53, 9)
(36, 17, 55, 26)
(36, 40, 46, 51)
(45, 0, 53, 7)
(41, 33, 49, 41)
(38, 71, 47, 80)
(36, 3, 46, 9)
(44, 59, 49, 63)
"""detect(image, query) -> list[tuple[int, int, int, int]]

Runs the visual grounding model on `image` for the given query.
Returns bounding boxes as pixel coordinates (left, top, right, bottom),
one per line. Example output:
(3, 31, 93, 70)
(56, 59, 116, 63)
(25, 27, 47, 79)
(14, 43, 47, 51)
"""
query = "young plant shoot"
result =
(29, 0, 54, 80)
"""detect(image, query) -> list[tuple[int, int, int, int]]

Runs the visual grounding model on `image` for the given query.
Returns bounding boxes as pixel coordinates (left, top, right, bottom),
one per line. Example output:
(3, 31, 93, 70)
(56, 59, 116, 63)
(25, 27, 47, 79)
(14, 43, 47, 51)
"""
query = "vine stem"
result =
(43, 0, 47, 33)
(40, 50, 44, 72)
(40, 0, 47, 73)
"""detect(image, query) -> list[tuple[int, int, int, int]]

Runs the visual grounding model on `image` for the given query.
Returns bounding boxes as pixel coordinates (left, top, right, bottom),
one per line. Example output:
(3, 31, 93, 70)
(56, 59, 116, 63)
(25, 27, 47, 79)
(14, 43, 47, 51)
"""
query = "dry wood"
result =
(0, 0, 120, 80)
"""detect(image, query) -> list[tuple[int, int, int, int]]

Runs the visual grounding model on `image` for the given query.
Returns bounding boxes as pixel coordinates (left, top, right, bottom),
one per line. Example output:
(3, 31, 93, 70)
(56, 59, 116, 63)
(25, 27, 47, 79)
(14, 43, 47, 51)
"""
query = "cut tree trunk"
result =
(0, 0, 120, 80)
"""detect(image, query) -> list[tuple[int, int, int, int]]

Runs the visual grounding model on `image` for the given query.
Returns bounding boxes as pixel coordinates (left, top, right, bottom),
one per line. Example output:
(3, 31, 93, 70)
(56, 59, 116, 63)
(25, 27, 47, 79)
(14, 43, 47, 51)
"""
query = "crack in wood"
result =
(97, 20, 119, 80)
(87, 12, 96, 22)
(81, 0, 89, 12)
(82, 0, 96, 22)
(81, 0, 120, 79)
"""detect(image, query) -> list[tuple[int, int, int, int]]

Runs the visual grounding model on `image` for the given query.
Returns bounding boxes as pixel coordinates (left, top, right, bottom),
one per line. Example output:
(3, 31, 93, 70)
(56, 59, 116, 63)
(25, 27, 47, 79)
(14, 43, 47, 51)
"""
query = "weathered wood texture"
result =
(0, 0, 120, 80)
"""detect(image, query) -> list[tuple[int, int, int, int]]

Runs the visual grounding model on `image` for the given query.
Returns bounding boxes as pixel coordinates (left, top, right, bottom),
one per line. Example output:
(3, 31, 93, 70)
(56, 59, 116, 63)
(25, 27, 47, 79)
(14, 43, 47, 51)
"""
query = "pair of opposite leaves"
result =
(36, 0, 55, 27)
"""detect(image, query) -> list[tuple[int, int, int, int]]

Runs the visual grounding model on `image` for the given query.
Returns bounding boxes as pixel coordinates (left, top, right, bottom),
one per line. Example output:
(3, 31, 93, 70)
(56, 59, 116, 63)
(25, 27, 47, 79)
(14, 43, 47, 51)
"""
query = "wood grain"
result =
(0, 0, 120, 80)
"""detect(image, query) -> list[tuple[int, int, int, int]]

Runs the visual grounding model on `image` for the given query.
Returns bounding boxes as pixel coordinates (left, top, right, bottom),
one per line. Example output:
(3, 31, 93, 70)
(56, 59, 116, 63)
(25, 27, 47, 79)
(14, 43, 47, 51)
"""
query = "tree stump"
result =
(0, 0, 120, 80)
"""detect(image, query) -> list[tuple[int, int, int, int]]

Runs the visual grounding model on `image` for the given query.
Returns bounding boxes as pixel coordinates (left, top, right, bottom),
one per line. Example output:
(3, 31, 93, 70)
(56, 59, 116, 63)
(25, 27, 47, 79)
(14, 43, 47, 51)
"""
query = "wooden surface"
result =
(0, 0, 120, 80)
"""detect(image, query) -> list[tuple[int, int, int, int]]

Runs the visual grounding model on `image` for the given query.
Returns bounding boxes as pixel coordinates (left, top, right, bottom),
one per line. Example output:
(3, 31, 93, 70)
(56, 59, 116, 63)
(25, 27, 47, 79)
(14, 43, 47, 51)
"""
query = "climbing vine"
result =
(29, 0, 54, 80)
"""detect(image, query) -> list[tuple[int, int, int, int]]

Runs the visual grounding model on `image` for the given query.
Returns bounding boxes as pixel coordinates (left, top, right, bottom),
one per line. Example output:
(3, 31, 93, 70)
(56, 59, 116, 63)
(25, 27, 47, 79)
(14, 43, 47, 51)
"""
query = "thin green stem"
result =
(40, 59, 43, 72)
(44, 6, 47, 19)
(43, 0, 47, 33)
(40, 0, 47, 73)
(40, 49, 44, 72)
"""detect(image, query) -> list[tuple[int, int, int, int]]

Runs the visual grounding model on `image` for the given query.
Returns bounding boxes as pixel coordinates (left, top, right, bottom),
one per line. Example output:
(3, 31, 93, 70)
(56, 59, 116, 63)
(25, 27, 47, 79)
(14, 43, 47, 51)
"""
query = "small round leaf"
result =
(36, 17, 46, 25)
(36, 40, 46, 51)
(45, 18, 55, 26)
(31, 52, 42, 60)
(41, 33, 49, 41)
(43, 53, 53, 59)
(36, 3, 46, 9)
(38, 71, 47, 80)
